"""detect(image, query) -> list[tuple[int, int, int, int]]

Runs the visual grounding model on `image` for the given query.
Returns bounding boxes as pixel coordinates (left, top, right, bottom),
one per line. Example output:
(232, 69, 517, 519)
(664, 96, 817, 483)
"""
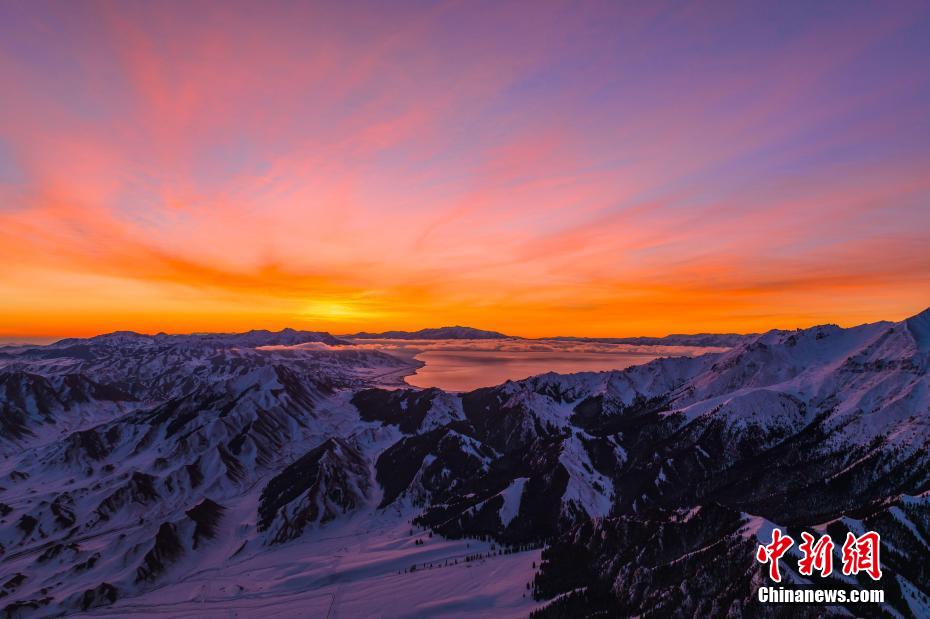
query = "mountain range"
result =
(344, 326, 753, 347)
(0, 311, 928, 617)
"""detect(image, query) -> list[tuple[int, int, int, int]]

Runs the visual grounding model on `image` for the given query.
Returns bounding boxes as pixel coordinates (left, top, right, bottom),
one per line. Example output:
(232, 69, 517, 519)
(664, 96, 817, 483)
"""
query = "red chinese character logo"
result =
(756, 528, 794, 582)
(797, 532, 834, 577)
(841, 531, 882, 580)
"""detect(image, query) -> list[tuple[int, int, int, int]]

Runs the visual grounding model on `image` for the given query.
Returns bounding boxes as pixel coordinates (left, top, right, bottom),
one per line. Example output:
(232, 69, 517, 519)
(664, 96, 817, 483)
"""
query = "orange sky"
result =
(2, 1, 929, 340)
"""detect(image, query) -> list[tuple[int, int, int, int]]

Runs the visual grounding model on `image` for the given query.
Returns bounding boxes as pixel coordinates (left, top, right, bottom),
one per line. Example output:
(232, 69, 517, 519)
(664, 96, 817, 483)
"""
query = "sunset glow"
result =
(2, 1, 929, 339)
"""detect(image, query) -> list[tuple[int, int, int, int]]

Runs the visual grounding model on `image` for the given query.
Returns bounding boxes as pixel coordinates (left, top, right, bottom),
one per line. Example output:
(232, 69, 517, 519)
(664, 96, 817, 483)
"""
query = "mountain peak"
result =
(904, 306, 930, 322)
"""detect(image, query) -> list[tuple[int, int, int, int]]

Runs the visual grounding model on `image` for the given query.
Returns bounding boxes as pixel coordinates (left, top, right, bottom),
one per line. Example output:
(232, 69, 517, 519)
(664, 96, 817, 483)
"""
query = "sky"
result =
(1, 0, 929, 340)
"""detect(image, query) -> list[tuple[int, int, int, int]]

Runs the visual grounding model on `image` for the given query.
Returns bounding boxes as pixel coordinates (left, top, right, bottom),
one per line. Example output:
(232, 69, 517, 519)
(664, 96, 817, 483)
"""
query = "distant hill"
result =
(347, 326, 513, 340)
(551, 332, 755, 347)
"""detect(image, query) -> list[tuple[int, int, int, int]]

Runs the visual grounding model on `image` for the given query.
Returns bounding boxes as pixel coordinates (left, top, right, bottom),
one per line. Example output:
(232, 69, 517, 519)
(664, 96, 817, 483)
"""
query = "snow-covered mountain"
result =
(0, 313, 928, 617)
(346, 325, 513, 340)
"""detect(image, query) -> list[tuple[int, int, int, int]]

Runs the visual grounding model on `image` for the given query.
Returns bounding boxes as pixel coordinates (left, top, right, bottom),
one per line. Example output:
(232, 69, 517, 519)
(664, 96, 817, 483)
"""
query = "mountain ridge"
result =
(346, 325, 513, 340)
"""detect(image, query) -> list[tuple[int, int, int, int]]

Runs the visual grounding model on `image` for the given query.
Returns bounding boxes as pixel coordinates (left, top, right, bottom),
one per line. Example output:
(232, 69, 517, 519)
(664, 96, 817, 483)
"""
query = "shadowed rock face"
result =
(258, 437, 371, 544)
(1, 573, 27, 598)
(352, 387, 445, 433)
(135, 523, 184, 583)
(78, 582, 118, 611)
(186, 499, 226, 549)
(95, 472, 159, 522)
